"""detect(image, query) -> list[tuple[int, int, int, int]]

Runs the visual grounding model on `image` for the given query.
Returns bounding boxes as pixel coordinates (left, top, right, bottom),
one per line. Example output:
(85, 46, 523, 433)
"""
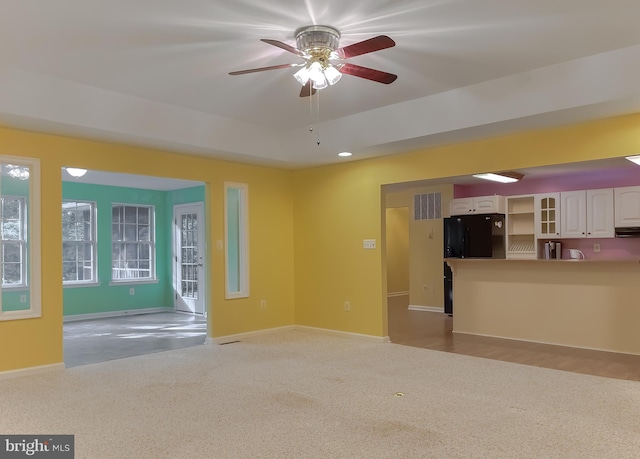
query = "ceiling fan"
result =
(229, 25, 397, 97)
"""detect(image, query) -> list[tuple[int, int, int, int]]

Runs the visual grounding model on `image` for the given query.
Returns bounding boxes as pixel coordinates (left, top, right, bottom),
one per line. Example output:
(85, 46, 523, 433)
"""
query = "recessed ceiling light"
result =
(625, 155, 640, 165)
(338, 152, 352, 157)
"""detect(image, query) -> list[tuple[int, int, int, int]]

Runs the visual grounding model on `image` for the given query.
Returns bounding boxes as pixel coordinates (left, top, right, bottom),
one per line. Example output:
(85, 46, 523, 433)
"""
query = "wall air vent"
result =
(413, 193, 442, 221)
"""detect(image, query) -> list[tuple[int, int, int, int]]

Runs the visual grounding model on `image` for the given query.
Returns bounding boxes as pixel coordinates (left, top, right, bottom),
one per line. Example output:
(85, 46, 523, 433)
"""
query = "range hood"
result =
(615, 227, 640, 238)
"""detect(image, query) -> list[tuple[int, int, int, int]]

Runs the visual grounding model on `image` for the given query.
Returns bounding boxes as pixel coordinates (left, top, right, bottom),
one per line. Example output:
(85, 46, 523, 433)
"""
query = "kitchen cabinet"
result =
(615, 186, 640, 227)
(561, 189, 614, 238)
(534, 193, 560, 238)
(506, 195, 536, 259)
(450, 195, 505, 216)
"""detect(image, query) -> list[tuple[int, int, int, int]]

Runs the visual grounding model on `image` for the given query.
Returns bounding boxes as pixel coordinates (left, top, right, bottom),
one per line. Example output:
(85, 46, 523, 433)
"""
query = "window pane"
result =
(111, 204, 154, 281)
(225, 184, 248, 298)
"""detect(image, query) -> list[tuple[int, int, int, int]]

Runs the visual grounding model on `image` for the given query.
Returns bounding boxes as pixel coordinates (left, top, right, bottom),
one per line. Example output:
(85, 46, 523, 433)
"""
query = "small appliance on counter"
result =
(569, 249, 585, 259)
(543, 241, 562, 259)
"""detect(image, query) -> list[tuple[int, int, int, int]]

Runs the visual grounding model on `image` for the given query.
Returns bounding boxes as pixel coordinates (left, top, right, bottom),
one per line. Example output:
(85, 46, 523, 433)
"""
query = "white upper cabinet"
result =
(450, 195, 505, 216)
(586, 188, 614, 238)
(534, 193, 561, 238)
(561, 189, 614, 238)
(561, 191, 586, 238)
(615, 186, 640, 227)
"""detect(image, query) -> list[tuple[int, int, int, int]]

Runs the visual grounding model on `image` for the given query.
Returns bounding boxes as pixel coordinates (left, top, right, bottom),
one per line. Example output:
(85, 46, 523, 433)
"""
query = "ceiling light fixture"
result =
(292, 26, 343, 90)
(338, 152, 352, 157)
(625, 155, 640, 165)
(66, 168, 88, 178)
(473, 171, 524, 183)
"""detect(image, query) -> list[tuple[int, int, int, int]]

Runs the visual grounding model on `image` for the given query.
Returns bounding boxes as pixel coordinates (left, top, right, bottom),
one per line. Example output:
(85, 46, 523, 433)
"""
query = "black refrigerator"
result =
(443, 213, 505, 315)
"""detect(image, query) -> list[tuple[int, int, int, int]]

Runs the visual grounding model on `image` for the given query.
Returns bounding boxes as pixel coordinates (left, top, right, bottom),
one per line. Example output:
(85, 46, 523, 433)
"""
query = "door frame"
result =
(172, 202, 206, 316)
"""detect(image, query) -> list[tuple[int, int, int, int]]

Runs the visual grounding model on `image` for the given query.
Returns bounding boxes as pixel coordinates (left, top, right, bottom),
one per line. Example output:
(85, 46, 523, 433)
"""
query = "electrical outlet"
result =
(129, 288, 135, 295)
(344, 301, 351, 312)
(363, 239, 376, 249)
(260, 299, 267, 309)
(19, 294, 26, 303)
(593, 243, 601, 252)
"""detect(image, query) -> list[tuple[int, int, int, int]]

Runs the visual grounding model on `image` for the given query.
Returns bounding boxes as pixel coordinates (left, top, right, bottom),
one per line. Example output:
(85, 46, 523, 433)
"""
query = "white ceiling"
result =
(4, 0, 640, 171)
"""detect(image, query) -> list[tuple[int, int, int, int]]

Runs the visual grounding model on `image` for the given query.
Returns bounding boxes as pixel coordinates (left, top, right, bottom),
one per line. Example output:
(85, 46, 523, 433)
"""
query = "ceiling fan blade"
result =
(339, 63, 397, 84)
(229, 63, 298, 75)
(337, 35, 395, 59)
(261, 39, 306, 57)
(299, 81, 317, 98)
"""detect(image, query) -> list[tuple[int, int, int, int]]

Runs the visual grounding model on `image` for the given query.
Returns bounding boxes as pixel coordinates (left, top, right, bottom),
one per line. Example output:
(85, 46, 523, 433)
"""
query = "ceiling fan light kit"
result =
(230, 25, 397, 97)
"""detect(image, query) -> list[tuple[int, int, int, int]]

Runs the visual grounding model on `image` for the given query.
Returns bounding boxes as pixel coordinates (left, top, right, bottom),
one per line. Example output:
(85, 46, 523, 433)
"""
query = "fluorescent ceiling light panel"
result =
(473, 172, 523, 183)
(625, 155, 640, 165)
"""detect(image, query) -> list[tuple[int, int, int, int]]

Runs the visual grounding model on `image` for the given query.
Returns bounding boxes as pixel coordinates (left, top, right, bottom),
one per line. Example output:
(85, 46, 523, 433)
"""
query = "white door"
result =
(173, 203, 205, 315)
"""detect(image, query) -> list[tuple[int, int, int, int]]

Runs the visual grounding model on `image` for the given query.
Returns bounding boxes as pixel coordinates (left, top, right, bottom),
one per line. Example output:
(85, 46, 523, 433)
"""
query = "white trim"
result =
(387, 291, 409, 297)
(0, 156, 41, 321)
(207, 325, 296, 344)
(63, 282, 102, 289)
(207, 325, 390, 345)
(408, 305, 444, 313)
(108, 279, 159, 286)
(224, 182, 249, 299)
(63, 307, 173, 322)
(296, 326, 391, 343)
(0, 363, 64, 381)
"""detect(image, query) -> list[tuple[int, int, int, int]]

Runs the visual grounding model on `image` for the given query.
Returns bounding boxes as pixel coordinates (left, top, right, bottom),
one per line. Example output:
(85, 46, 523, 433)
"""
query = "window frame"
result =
(62, 200, 98, 285)
(1, 195, 27, 289)
(0, 156, 41, 321)
(224, 182, 249, 299)
(110, 203, 156, 283)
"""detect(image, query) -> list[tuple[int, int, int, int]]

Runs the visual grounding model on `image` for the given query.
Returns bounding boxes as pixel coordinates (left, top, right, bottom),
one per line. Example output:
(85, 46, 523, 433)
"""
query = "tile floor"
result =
(63, 312, 207, 368)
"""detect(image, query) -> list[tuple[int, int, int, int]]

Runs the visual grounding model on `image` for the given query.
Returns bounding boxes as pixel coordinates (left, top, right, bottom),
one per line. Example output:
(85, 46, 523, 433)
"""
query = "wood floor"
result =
(388, 295, 640, 381)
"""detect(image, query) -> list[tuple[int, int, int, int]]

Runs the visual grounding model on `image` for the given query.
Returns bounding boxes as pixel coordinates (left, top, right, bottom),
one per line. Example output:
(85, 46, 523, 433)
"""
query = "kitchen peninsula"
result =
(445, 258, 640, 355)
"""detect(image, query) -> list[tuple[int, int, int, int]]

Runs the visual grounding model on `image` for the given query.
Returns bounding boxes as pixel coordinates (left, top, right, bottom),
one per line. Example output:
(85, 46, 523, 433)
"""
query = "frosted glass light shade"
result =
(324, 65, 342, 85)
(294, 66, 310, 85)
(66, 168, 88, 178)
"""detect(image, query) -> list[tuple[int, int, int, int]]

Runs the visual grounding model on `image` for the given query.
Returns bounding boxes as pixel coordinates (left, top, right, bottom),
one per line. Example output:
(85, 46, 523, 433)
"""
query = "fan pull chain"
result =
(315, 89, 321, 146)
(309, 85, 313, 134)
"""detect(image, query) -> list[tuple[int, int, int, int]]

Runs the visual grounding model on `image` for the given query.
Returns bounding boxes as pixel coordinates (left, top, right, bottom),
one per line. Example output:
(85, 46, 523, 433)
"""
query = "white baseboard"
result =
(0, 363, 65, 381)
(408, 305, 444, 313)
(387, 291, 409, 298)
(294, 325, 390, 343)
(207, 325, 390, 345)
(63, 307, 174, 322)
(207, 325, 296, 345)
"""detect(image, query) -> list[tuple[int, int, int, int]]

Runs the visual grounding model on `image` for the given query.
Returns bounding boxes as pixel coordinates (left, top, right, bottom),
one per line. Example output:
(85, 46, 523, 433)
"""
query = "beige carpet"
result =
(1, 330, 639, 458)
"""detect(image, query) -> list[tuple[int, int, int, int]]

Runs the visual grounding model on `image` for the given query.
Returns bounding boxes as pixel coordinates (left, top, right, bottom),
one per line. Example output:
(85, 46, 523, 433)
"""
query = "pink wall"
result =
(454, 166, 640, 260)
(454, 167, 640, 198)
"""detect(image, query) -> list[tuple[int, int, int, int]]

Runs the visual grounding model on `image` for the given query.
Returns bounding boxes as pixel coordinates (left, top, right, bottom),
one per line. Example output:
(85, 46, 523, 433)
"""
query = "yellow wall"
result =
(5, 112, 640, 372)
(292, 113, 640, 337)
(406, 184, 453, 308)
(384, 207, 409, 294)
(0, 127, 295, 372)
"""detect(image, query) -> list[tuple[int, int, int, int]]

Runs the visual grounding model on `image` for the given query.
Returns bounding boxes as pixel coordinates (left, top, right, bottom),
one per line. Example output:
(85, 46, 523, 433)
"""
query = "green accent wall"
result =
(62, 182, 204, 316)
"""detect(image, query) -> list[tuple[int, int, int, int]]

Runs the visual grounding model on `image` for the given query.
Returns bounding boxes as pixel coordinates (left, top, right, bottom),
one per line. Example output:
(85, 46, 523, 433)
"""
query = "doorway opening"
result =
(62, 168, 209, 367)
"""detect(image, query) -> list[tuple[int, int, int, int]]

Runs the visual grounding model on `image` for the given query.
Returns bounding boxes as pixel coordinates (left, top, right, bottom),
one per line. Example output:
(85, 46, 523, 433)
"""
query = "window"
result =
(62, 201, 96, 283)
(224, 182, 248, 298)
(1, 196, 27, 287)
(0, 157, 41, 321)
(111, 204, 155, 281)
